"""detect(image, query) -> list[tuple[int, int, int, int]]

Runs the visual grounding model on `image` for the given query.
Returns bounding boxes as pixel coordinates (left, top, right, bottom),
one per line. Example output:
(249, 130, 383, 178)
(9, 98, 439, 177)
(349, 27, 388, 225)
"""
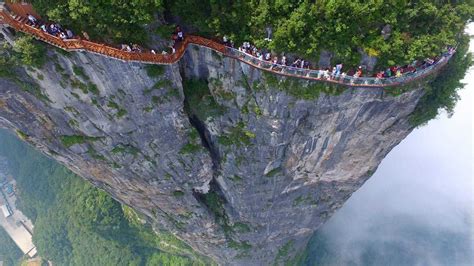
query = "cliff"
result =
(0, 44, 425, 265)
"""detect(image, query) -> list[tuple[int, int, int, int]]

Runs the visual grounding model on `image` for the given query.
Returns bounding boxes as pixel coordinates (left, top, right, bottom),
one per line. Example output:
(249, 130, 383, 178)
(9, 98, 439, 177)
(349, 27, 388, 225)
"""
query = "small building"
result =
(1, 204, 11, 218)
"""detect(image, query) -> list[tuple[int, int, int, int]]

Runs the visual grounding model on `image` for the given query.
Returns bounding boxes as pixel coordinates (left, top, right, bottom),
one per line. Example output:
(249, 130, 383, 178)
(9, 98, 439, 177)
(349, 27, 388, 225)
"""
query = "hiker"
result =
(291, 59, 300, 67)
(270, 56, 278, 70)
(331, 67, 337, 78)
(375, 71, 384, 84)
(335, 63, 343, 75)
(177, 31, 184, 41)
(281, 56, 287, 66)
(66, 29, 74, 39)
(121, 44, 132, 52)
(354, 66, 362, 78)
(265, 52, 271, 61)
(48, 24, 58, 35)
(59, 32, 67, 39)
(395, 69, 402, 77)
(132, 44, 141, 53)
(27, 14, 38, 27)
(40, 24, 47, 32)
(340, 72, 347, 81)
(322, 69, 329, 79)
(252, 46, 258, 55)
(425, 58, 434, 66)
(82, 31, 90, 40)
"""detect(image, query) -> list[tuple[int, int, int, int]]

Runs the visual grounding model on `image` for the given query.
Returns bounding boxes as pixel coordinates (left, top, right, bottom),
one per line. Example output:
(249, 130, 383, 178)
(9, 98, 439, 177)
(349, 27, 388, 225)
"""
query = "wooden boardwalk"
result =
(0, 7, 453, 88)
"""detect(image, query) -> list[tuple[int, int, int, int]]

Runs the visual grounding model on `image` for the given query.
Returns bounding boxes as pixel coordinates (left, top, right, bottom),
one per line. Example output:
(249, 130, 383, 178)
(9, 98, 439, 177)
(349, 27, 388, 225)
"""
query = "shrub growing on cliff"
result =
(12, 35, 46, 68)
(60, 135, 99, 148)
(72, 65, 88, 80)
(172, 190, 185, 197)
(183, 79, 226, 121)
(218, 122, 256, 147)
(145, 65, 165, 78)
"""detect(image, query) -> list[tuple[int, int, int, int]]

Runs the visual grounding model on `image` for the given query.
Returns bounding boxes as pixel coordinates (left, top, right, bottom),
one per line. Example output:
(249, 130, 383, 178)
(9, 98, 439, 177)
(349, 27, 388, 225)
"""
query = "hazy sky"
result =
(305, 24, 473, 265)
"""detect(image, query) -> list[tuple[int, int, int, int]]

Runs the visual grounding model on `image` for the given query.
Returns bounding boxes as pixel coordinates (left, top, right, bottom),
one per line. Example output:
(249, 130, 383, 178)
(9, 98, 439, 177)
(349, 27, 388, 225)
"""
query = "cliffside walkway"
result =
(0, 7, 454, 88)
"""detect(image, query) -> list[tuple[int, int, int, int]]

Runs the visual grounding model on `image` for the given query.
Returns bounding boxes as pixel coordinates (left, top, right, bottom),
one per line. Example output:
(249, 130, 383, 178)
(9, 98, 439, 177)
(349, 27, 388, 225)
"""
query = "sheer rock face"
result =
(0, 46, 423, 265)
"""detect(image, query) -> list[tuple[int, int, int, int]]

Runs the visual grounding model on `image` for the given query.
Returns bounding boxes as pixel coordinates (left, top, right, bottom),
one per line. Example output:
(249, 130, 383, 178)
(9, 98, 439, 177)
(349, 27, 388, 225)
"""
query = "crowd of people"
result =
(23, 12, 454, 82)
(225, 36, 455, 82)
(26, 13, 75, 40)
(26, 12, 183, 56)
(120, 25, 184, 55)
(120, 43, 143, 53)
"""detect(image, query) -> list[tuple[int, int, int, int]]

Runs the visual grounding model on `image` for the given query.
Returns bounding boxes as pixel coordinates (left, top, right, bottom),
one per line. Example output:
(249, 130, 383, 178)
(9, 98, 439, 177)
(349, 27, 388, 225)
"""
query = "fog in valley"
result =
(304, 25, 474, 266)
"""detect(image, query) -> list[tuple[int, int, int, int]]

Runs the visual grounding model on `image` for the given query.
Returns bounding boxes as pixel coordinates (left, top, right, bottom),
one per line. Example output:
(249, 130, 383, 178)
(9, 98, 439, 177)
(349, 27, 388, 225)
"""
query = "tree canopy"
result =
(31, 1, 473, 68)
(0, 227, 23, 266)
(167, 0, 473, 68)
(32, 0, 164, 43)
(0, 129, 210, 265)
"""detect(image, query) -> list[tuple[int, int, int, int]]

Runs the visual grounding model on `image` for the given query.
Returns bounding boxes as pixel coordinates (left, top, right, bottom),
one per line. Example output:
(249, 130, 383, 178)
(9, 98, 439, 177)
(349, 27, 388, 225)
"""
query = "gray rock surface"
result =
(0, 44, 425, 265)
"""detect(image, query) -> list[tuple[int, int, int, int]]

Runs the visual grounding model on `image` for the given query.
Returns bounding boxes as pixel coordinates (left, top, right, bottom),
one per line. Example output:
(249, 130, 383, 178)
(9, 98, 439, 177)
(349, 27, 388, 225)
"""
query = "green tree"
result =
(33, 0, 164, 43)
(12, 35, 46, 67)
(0, 227, 23, 266)
(167, 0, 473, 68)
(0, 129, 212, 265)
(33, 211, 73, 264)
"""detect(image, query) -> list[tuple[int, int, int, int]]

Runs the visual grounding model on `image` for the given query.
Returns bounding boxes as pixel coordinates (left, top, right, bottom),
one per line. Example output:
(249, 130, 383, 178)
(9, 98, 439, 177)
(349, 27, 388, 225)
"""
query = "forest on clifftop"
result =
(31, 0, 474, 68)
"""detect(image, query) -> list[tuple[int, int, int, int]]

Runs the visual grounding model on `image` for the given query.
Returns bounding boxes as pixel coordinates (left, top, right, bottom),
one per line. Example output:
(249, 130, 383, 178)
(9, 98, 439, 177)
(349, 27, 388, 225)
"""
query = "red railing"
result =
(0, 9, 453, 88)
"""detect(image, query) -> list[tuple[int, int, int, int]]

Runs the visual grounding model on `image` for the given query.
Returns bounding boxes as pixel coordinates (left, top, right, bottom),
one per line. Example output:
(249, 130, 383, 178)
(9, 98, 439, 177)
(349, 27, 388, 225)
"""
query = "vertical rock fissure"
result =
(180, 74, 232, 235)
(187, 114, 220, 171)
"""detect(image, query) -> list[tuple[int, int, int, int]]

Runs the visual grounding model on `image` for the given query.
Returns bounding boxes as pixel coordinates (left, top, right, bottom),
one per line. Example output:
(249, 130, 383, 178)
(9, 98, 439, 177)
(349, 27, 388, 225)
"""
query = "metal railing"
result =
(225, 47, 453, 88)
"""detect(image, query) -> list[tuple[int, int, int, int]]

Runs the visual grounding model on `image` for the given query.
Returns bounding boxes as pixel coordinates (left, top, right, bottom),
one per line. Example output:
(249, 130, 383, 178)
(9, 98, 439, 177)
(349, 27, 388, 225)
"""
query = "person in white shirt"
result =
(27, 14, 37, 26)
(265, 52, 271, 61)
